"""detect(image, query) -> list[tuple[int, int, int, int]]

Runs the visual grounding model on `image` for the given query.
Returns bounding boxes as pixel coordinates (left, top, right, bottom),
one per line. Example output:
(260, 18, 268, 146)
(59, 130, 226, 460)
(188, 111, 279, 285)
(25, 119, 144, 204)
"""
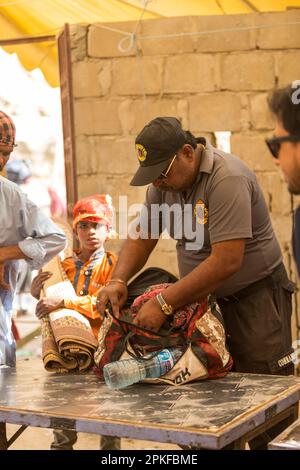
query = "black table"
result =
(0, 359, 299, 450)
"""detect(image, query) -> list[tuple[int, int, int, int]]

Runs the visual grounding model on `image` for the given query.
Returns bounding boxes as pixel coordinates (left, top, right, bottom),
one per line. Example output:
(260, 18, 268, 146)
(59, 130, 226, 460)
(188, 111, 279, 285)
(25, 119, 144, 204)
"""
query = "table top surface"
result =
(1, 359, 300, 448)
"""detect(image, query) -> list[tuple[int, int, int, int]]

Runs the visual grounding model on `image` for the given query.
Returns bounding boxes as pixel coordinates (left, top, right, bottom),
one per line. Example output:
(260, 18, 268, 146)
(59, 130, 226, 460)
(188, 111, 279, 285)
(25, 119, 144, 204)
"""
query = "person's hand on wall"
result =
(31, 270, 53, 299)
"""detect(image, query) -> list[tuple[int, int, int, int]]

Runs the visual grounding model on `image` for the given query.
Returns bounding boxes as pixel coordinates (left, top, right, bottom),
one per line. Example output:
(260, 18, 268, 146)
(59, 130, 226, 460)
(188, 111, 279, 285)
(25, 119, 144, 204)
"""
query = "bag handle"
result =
(106, 302, 199, 338)
(106, 303, 176, 338)
(107, 304, 184, 361)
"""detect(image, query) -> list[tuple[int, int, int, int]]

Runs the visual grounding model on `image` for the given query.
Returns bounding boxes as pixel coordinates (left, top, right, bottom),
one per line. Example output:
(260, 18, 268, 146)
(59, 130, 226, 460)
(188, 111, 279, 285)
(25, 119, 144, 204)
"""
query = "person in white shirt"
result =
(0, 110, 66, 367)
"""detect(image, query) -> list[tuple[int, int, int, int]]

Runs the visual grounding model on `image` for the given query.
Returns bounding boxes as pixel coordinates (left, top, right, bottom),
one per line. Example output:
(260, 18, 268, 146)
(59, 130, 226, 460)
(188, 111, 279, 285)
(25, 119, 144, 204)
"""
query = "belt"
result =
(216, 262, 286, 307)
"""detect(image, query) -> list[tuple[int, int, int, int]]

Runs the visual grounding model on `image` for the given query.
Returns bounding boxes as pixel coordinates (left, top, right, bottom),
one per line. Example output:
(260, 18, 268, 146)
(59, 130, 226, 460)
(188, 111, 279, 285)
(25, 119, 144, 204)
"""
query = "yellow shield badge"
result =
(194, 199, 208, 225)
(135, 144, 147, 162)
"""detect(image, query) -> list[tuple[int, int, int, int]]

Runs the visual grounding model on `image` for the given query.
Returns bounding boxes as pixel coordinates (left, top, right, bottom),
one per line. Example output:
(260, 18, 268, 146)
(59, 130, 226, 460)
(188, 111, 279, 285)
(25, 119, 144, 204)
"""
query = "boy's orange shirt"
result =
(63, 250, 116, 339)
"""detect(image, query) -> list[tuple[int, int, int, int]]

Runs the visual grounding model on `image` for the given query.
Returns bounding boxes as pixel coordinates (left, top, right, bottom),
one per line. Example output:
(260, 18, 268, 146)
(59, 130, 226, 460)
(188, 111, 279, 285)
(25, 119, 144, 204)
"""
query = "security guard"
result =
(97, 117, 295, 449)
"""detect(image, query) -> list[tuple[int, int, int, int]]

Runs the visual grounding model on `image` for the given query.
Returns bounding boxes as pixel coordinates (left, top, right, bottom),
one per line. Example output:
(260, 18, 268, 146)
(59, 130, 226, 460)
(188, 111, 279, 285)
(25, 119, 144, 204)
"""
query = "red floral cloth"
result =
(94, 283, 233, 383)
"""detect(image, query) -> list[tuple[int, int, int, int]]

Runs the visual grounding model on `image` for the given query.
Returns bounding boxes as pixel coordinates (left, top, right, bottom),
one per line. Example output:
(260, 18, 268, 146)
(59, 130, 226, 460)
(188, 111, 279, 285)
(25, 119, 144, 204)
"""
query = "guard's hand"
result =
(35, 297, 64, 319)
(133, 298, 166, 331)
(31, 270, 53, 299)
(96, 283, 128, 317)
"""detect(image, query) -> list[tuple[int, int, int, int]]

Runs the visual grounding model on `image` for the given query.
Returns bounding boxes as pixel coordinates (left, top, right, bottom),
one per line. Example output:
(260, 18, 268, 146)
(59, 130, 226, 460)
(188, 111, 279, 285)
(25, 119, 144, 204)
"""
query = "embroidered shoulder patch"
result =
(194, 199, 208, 225)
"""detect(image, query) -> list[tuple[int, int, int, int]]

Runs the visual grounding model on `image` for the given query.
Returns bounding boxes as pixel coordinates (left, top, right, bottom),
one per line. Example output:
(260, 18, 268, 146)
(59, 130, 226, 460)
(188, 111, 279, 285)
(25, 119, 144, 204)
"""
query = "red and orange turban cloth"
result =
(72, 194, 115, 238)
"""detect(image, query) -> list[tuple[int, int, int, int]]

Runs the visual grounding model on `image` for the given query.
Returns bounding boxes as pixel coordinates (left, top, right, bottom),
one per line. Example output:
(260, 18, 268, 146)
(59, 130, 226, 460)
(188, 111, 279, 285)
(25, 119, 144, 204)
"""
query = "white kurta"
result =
(0, 176, 66, 366)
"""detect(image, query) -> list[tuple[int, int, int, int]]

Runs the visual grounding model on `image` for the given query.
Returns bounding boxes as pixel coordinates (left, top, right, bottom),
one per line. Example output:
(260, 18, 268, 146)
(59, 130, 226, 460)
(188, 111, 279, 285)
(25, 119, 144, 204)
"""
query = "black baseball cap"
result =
(130, 117, 186, 186)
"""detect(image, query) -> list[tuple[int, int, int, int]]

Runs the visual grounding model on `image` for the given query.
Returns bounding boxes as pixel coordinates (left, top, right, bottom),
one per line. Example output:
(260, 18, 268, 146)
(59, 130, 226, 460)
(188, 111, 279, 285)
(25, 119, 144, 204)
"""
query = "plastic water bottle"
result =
(103, 347, 183, 390)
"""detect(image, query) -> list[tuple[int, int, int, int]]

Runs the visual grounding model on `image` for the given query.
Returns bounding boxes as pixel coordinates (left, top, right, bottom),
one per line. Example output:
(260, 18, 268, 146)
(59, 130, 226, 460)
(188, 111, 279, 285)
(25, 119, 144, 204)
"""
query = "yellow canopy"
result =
(1, 0, 300, 87)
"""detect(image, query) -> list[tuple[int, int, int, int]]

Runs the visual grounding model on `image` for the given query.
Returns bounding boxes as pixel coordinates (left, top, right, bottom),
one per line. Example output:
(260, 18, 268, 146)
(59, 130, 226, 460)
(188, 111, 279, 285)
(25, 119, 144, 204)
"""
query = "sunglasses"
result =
(265, 135, 300, 159)
(157, 154, 177, 180)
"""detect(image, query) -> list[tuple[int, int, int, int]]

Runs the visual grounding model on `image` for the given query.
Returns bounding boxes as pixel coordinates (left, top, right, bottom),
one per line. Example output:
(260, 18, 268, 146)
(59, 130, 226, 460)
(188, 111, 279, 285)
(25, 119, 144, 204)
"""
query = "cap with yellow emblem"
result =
(130, 117, 186, 186)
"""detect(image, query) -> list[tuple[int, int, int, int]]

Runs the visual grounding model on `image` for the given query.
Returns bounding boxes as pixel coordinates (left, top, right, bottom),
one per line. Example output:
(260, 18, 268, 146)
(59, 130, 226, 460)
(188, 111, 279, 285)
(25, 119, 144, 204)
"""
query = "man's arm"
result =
(16, 199, 66, 270)
(0, 245, 30, 263)
(96, 236, 158, 315)
(133, 239, 245, 330)
(0, 246, 31, 290)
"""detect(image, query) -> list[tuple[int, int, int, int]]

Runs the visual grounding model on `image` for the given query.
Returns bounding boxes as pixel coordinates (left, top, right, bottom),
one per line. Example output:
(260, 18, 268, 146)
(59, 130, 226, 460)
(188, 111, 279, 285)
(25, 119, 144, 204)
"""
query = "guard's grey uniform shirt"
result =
(0, 176, 67, 366)
(142, 141, 282, 297)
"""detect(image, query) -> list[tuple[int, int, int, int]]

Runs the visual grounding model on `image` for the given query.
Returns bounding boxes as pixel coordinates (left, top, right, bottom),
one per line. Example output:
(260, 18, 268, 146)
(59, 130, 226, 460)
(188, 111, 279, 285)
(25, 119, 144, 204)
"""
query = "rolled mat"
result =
(41, 256, 97, 373)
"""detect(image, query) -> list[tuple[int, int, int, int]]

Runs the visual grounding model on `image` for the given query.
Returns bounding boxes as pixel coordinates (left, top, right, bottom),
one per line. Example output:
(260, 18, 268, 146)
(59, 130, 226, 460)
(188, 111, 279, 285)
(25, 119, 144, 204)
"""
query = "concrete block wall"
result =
(69, 10, 300, 342)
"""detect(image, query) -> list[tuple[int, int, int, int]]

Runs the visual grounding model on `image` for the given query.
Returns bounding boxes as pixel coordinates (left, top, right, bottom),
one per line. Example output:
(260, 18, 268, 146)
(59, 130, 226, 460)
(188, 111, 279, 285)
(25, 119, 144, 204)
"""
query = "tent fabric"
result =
(0, 0, 300, 87)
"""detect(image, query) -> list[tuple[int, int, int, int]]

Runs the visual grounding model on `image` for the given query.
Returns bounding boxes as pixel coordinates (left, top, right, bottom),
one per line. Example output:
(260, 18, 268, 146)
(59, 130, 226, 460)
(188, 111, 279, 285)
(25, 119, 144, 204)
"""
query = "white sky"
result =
(0, 47, 65, 200)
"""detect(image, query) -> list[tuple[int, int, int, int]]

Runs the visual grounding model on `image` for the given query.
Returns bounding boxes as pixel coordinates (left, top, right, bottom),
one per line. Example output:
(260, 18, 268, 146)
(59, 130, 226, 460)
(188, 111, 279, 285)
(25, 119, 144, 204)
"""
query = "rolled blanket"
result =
(41, 257, 97, 373)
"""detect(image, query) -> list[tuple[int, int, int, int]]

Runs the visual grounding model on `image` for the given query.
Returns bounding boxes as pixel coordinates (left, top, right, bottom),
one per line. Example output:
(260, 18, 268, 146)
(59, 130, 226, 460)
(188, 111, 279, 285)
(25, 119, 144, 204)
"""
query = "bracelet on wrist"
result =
(106, 278, 127, 287)
(156, 292, 174, 316)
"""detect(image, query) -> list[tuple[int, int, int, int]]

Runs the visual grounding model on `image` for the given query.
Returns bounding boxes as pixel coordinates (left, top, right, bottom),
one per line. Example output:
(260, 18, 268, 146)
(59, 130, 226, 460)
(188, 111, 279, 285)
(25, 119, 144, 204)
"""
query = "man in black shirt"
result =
(267, 83, 300, 275)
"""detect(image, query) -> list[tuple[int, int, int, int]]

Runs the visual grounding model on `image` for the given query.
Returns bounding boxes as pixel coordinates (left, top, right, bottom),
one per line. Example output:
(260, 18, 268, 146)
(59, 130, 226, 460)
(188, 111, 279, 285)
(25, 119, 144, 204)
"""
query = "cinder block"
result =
(69, 24, 88, 62)
(250, 93, 274, 130)
(230, 132, 277, 172)
(112, 57, 162, 95)
(221, 52, 275, 91)
(72, 60, 111, 98)
(268, 172, 292, 216)
(257, 10, 300, 50)
(271, 215, 293, 247)
(255, 171, 293, 217)
(189, 94, 242, 132)
(118, 98, 186, 135)
(277, 51, 300, 87)
(254, 172, 272, 209)
(88, 21, 140, 58)
(76, 135, 93, 175)
(140, 16, 197, 55)
(78, 174, 146, 206)
(76, 135, 137, 176)
(194, 13, 257, 52)
(164, 54, 216, 93)
(77, 174, 103, 198)
(74, 99, 122, 135)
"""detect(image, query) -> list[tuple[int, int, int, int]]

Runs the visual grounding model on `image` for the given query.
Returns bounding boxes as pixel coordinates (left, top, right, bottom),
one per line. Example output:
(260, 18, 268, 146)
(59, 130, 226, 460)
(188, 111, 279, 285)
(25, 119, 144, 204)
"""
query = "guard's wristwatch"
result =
(156, 292, 174, 316)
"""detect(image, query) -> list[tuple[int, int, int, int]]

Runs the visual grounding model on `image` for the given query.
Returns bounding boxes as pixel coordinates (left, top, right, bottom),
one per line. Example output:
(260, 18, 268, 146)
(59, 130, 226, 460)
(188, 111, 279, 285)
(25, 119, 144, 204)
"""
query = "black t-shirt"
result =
(293, 205, 300, 277)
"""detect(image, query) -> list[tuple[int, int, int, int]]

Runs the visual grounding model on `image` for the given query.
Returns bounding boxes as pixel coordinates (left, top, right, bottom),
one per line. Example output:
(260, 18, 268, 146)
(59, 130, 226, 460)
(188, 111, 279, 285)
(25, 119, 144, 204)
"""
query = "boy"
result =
(31, 194, 120, 451)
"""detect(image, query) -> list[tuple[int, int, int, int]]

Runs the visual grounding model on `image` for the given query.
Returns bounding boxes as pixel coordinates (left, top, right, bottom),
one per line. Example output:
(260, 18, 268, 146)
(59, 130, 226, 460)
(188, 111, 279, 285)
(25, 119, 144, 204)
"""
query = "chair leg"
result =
(0, 423, 8, 450)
